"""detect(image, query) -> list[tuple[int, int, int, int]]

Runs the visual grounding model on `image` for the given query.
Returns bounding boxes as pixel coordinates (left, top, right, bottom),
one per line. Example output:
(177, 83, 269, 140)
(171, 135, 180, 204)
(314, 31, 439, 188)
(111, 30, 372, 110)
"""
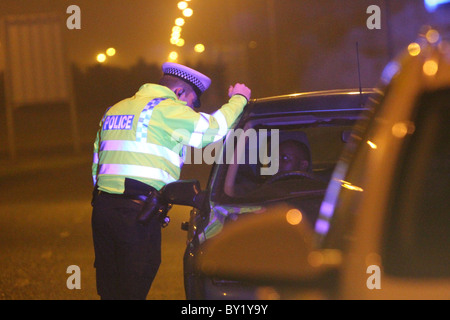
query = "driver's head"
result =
(278, 140, 311, 173)
(159, 62, 211, 109)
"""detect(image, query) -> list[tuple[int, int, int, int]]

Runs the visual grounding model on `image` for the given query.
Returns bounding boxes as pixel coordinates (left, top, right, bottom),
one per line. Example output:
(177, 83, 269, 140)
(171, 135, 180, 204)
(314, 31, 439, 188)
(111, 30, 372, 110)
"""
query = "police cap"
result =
(162, 62, 211, 108)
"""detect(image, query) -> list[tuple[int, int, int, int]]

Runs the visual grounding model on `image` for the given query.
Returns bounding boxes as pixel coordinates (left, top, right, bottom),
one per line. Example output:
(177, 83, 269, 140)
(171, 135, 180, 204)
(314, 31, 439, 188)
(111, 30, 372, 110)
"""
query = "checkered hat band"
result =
(164, 67, 206, 94)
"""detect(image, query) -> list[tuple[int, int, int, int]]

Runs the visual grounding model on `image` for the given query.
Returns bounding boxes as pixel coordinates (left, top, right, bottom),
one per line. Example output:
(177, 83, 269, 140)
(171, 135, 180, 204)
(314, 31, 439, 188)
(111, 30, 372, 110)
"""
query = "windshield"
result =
(210, 114, 360, 211)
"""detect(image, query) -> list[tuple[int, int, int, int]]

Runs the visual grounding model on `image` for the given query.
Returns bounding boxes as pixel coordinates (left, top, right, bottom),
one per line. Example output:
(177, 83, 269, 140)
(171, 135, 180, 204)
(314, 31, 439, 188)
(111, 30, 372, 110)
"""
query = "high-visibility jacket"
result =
(92, 83, 247, 194)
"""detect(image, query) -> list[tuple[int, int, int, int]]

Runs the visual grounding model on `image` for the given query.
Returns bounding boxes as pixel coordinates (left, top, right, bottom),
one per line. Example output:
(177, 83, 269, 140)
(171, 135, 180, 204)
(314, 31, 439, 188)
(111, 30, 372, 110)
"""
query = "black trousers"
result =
(91, 193, 161, 300)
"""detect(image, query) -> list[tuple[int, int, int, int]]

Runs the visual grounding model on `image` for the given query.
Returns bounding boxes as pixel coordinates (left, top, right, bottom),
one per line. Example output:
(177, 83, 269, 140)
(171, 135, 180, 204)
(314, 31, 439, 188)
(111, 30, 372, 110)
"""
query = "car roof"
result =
(244, 88, 376, 118)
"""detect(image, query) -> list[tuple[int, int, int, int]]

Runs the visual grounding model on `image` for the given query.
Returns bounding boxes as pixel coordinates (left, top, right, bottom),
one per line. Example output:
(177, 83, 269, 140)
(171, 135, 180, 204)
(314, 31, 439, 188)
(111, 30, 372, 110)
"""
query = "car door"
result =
(339, 88, 450, 299)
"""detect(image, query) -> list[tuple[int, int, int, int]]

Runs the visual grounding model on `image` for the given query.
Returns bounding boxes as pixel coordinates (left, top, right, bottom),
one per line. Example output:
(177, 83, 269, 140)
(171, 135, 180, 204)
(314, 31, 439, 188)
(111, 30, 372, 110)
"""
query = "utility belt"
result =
(96, 190, 147, 205)
(92, 178, 172, 227)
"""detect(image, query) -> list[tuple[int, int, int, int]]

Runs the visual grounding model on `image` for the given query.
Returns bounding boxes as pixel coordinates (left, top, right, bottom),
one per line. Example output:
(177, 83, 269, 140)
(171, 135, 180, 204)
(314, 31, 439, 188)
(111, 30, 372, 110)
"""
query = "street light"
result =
(182, 8, 193, 17)
(168, 1, 195, 62)
(175, 18, 185, 26)
(96, 53, 106, 63)
(106, 47, 116, 57)
(171, 30, 181, 40)
(176, 39, 185, 47)
(194, 43, 205, 53)
(168, 51, 178, 61)
(172, 26, 182, 33)
(177, 1, 188, 10)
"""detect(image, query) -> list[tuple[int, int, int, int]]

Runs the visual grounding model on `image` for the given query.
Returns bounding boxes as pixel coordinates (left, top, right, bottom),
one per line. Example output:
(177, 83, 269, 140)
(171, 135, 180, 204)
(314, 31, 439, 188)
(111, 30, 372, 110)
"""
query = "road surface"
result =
(0, 149, 210, 300)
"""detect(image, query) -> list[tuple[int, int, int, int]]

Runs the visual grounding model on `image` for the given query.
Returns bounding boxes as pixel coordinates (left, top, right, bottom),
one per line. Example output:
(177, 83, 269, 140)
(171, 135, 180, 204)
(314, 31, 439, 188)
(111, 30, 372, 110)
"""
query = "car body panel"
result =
(183, 89, 377, 299)
(317, 38, 450, 299)
(192, 35, 450, 300)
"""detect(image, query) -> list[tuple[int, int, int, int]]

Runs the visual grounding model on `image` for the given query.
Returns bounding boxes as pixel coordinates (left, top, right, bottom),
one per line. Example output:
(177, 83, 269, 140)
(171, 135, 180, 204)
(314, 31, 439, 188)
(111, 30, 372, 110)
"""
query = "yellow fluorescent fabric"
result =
(92, 84, 247, 193)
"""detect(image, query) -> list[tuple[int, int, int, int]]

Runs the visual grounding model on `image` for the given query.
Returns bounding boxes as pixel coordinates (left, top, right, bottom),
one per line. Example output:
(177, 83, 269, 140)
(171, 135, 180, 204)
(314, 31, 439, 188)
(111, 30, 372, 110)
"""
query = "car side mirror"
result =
(197, 203, 341, 286)
(161, 179, 205, 209)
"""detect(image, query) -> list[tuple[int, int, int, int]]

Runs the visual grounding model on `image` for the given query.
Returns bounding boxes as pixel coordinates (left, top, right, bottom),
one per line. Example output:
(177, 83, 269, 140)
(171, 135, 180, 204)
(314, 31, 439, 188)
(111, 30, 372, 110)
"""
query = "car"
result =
(194, 32, 450, 299)
(162, 88, 377, 299)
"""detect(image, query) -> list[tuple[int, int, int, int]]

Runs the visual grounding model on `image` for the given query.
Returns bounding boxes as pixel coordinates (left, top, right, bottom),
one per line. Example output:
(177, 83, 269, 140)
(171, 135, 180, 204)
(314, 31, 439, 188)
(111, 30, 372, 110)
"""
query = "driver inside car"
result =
(234, 138, 313, 194)
(278, 139, 311, 173)
(232, 136, 327, 226)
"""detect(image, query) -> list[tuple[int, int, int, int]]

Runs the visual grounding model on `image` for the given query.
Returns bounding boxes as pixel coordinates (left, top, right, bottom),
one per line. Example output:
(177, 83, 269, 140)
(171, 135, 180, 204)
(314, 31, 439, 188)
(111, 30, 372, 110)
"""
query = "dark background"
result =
(0, 1, 440, 158)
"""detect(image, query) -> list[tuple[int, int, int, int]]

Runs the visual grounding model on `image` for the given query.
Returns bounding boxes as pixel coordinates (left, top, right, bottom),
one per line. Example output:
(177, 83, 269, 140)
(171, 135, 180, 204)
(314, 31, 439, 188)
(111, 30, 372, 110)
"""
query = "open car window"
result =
(210, 114, 358, 205)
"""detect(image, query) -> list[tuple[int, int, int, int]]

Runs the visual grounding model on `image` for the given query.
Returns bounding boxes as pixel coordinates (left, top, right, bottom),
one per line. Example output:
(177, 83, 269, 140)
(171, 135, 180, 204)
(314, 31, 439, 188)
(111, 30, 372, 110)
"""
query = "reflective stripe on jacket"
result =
(92, 83, 247, 193)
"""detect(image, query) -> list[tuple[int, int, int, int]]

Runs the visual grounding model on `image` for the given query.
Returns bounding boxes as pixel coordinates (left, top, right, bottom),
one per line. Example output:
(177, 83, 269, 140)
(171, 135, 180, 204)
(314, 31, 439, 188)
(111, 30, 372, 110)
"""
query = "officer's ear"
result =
(174, 87, 185, 99)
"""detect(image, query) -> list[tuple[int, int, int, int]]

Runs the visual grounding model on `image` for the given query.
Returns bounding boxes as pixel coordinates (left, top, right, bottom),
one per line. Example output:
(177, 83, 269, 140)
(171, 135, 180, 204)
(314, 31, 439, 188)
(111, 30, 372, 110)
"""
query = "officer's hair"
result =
(159, 75, 194, 93)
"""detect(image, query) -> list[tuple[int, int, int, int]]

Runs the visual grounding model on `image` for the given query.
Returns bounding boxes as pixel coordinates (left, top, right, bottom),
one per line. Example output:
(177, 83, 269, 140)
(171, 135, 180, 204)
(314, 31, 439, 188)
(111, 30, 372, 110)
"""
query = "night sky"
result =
(0, 0, 438, 97)
(0, 1, 433, 65)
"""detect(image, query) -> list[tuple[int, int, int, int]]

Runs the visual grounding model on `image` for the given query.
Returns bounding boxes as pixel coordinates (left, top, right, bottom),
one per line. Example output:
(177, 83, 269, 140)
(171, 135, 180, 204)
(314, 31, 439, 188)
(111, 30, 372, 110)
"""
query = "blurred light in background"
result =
(168, 51, 178, 61)
(96, 53, 106, 63)
(168, 1, 195, 61)
(171, 29, 181, 40)
(183, 8, 193, 17)
(175, 18, 185, 26)
(392, 121, 416, 138)
(425, 29, 440, 44)
(106, 47, 116, 57)
(285, 209, 303, 226)
(175, 38, 185, 47)
(408, 42, 421, 56)
(424, 0, 450, 12)
(423, 59, 439, 76)
(177, 1, 188, 10)
(194, 43, 205, 53)
(366, 140, 378, 149)
(172, 26, 182, 33)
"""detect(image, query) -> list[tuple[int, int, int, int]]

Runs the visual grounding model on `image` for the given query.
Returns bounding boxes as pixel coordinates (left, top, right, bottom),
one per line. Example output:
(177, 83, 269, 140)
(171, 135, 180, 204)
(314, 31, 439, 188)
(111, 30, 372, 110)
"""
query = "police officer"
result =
(91, 62, 251, 300)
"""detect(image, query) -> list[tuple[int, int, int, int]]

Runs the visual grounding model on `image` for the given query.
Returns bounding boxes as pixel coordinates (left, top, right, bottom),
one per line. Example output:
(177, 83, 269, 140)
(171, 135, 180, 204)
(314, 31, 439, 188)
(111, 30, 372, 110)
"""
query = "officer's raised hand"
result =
(228, 83, 251, 102)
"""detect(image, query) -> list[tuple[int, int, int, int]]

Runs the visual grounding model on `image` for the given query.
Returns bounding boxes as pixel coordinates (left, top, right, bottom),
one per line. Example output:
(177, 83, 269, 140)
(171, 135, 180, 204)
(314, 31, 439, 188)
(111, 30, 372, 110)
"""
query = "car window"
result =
(314, 96, 383, 248)
(382, 88, 450, 278)
(209, 113, 359, 224)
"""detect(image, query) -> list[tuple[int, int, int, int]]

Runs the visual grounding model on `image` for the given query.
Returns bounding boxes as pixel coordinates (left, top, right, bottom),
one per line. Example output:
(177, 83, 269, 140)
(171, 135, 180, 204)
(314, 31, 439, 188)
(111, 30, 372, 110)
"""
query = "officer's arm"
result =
(92, 129, 100, 186)
(199, 94, 248, 147)
(206, 83, 251, 146)
(92, 107, 112, 185)
(167, 94, 247, 149)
